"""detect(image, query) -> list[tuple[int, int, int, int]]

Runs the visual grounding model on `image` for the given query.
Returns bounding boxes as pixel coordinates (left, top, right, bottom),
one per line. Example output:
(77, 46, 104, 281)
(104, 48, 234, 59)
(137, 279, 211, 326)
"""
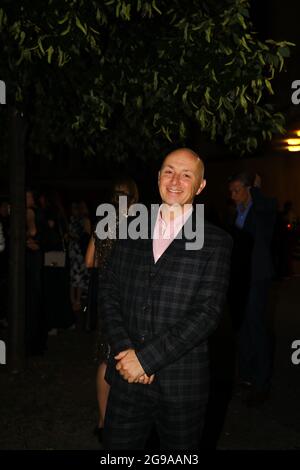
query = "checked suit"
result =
(100, 209, 232, 449)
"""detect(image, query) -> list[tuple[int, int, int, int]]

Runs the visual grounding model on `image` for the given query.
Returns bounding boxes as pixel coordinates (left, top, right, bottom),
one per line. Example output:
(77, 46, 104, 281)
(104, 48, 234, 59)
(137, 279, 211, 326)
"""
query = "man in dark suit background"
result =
(100, 148, 232, 449)
(228, 172, 277, 406)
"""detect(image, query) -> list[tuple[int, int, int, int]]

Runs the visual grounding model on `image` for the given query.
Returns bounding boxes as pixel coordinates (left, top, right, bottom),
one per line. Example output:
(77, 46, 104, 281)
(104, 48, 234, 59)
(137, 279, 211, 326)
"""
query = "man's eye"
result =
(183, 174, 191, 178)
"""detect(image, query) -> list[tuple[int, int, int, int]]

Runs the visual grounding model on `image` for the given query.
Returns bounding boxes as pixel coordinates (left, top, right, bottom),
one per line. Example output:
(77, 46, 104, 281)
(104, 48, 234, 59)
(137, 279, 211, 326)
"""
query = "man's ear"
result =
(158, 171, 161, 184)
(196, 179, 206, 195)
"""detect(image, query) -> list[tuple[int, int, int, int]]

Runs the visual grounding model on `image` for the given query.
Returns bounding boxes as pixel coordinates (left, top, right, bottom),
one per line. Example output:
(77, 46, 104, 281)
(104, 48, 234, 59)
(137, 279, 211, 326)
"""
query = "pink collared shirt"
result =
(152, 205, 193, 263)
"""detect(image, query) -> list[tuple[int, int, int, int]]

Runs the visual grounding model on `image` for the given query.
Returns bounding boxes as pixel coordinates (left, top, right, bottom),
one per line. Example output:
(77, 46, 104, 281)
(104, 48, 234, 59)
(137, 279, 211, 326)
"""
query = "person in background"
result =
(228, 172, 277, 407)
(68, 201, 91, 327)
(39, 190, 73, 335)
(85, 177, 139, 444)
(25, 189, 47, 356)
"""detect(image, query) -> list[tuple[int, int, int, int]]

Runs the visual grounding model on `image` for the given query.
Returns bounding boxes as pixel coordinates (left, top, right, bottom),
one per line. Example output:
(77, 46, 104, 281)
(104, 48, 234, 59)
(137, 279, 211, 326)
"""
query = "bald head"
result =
(158, 148, 206, 207)
(162, 148, 205, 181)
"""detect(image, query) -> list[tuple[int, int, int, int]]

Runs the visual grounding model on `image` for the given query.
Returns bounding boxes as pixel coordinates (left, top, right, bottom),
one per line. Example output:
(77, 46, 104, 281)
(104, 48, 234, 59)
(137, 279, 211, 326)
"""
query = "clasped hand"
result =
(115, 349, 155, 385)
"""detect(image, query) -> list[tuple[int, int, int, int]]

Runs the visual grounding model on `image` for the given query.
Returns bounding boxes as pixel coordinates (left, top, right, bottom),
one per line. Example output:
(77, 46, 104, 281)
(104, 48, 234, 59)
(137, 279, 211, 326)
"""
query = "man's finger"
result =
(115, 350, 130, 360)
(140, 375, 149, 384)
(148, 374, 155, 385)
(127, 376, 136, 384)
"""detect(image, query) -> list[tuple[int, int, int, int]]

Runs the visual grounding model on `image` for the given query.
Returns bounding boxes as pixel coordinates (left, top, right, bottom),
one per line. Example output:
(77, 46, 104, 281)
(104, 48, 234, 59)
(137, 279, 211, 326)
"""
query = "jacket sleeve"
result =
(99, 241, 134, 355)
(136, 234, 233, 376)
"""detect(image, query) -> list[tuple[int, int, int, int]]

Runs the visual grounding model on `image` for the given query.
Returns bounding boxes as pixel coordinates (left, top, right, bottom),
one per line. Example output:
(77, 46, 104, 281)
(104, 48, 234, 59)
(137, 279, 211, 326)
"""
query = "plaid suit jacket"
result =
(100, 208, 232, 402)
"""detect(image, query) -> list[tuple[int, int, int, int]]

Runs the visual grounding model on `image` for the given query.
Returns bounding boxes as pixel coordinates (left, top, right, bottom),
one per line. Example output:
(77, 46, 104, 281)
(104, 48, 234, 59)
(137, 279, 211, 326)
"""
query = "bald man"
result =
(101, 148, 232, 449)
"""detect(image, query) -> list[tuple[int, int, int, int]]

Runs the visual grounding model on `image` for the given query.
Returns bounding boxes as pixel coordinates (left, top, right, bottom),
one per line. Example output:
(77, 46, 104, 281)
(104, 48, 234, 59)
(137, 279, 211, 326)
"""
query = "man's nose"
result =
(170, 173, 180, 184)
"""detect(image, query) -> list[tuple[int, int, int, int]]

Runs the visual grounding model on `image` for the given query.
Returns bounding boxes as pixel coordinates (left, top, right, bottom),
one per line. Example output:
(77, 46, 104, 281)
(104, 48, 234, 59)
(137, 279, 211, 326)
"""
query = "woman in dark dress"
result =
(85, 177, 139, 442)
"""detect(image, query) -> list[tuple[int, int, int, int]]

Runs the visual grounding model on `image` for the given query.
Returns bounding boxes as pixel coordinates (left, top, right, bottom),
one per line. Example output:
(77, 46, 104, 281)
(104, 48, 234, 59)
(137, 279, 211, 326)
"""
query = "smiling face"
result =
(158, 149, 206, 207)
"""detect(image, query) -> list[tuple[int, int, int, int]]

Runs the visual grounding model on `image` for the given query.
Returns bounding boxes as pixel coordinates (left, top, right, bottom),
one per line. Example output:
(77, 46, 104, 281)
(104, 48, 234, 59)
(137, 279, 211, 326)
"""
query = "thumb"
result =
(115, 350, 129, 360)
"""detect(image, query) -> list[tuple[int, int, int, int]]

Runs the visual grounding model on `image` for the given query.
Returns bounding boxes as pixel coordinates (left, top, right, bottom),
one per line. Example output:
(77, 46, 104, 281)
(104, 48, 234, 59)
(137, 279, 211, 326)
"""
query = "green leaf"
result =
(220, 110, 227, 124)
(196, 107, 207, 129)
(161, 126, 172, 142)
(237, 13, 247, 30)
(184, 22, 189, 42)
(211, 68, 218, 83)
(61, 24, 71, 36)
(15, 50, 25, 66)
(256, 89, 262, 104)
(205, 26, 212, 43)
(182, 90, 188, 105)
(75, 16, 87, 35)
(241, 36, 251, 52)
(240, 51, 246, 65)
(240, 94, 247, 111)
(204, 87, 211, 105)
(179, 121, 186, 138)
(278, 53, 284, 72)
(38, 38, 45, 55)
(19, 31, 26, 46)
(278, 47, 290, 58)
(265, 79, 274, 95)
(58, 47, 64, 66)
(152, 0, 162, 15)
(153, 71, 158, 91)
(58, 13, 69, 25)
(47, 45, 54, 64)
(173, 83, 180, 95)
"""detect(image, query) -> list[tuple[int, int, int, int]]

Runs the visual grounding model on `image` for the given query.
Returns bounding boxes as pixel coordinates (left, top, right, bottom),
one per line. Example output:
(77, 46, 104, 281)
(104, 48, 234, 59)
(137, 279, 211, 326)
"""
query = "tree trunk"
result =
(8, 108, 26, 373)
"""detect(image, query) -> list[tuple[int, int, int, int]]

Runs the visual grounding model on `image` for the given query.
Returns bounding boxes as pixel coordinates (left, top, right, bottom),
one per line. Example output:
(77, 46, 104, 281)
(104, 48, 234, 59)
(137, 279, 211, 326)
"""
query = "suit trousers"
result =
(103, 373, 207, 450)
(237, 280, 272, 391)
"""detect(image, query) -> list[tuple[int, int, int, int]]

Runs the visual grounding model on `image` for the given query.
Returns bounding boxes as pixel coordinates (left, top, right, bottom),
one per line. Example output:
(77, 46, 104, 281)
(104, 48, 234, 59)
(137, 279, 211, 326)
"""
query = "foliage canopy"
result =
(0, 0, 294, 161)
